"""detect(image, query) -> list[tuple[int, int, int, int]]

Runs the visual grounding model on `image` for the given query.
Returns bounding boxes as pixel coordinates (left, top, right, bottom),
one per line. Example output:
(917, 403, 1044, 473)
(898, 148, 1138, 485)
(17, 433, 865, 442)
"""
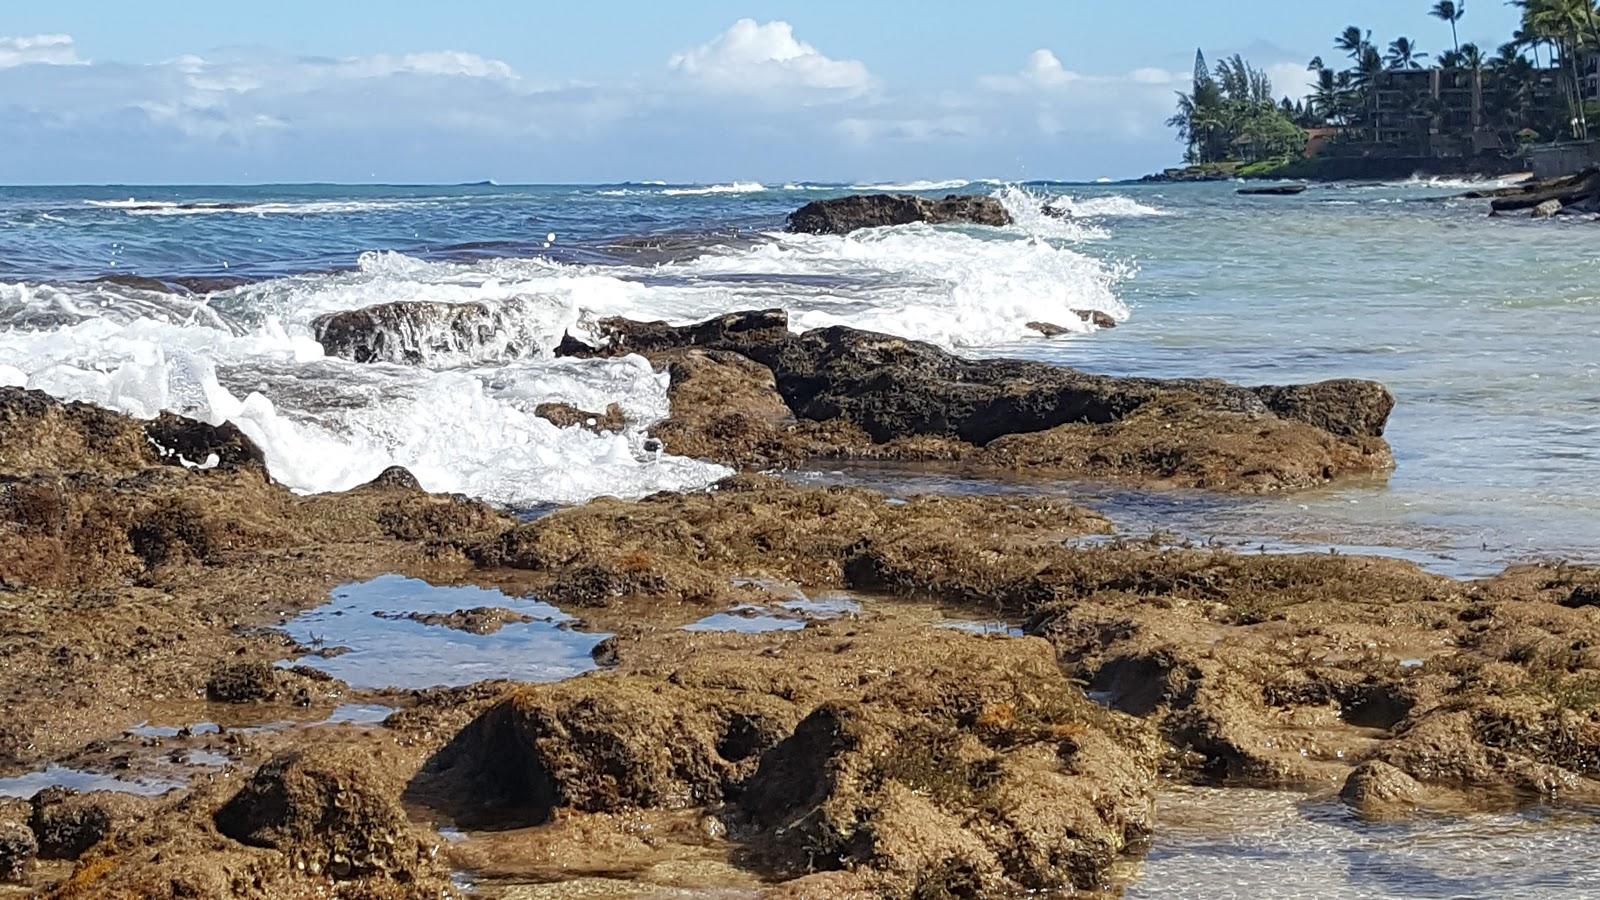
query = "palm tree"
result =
(1512, 0, 1592, 138)
(1387, 37, 1430, 69)
(1336, 26, 1373, 64)
(1460, 42, 1486, 71)
(1431, 2, 1466, 56)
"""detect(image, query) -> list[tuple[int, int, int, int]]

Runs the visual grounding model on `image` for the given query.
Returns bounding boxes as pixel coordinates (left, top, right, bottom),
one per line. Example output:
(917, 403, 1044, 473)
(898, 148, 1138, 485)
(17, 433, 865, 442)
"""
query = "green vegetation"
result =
(1168, 1, 1600, 166)
(1167, 51, 1307, 164)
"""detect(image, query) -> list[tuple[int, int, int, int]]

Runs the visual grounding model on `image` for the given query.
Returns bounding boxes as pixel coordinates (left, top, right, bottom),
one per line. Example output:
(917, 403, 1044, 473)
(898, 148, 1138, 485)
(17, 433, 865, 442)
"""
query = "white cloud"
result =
(0, 34, 80, 68)
(971, 50, 1193, 141)
(669, 19, 872, 98)
(331, 51, 519, 81)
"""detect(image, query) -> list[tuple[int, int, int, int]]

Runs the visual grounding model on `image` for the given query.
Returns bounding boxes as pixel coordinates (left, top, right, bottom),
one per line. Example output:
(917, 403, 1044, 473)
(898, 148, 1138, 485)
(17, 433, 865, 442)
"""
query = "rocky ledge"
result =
(557, 308, 1396, 491)
(3, 389, 1600, 897)
(787, 193, 1011, 234)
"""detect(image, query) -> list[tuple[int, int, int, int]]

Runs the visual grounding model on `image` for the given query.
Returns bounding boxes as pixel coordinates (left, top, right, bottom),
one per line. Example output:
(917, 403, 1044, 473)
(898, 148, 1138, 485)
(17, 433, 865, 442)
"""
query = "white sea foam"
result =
(85, 198, 445, 216)
(1400, 174, 1531, 191)
(3, 182, 1134, 505)
(0, 283, 730, 507)
(660, 182, 767, 196)
(849, 179, 973, 191)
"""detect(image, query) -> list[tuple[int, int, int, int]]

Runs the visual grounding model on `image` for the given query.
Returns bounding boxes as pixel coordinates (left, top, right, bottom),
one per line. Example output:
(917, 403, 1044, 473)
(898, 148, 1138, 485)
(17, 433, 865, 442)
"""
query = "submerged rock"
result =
(1340, 760, 1423, 815)
(534, 402, 626, 434)
(1237, 184, 1306, 196)
(1482, 167, 1600, 212)
(312, 296, 562, 365)
(787, 194, 1012, 235)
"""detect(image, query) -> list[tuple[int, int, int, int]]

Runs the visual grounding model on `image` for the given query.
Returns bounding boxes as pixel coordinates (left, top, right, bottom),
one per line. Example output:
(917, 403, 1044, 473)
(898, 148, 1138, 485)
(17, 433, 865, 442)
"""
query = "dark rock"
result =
(1028, 313, 1115, 337)
(1487, 168, 1600, 212)
(555, 309, 790, 360)
(312, 297, 557, 365)
(165, 275, 253, 294)
(556, 311, 1390, 448)
(0, 820, 35, 882)
(388, 606, 536, 635)
(215, 747, 428, 880)
(89, 273, 173, 293)
(1252, 380, 1396, 440)
(1564, 584, 1600, 609)
(787, 194, 1012, 235)
(760, 326, 1391, 446)
(1237, 184, 1306, 196)
(30, 788, 151, 860)
(143, 412, 269, 476)
(205, 661, 278, 703)
(534, 402, 627, 434)
(360, 465, 424, 491)
(1077, 309, 1117, 329)
(1339, 760, 1423, 814)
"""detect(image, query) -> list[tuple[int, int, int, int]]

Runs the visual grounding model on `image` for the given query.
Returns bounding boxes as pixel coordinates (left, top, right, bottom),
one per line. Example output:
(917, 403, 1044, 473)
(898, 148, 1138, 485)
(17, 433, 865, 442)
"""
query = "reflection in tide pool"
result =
(282, 575, 610, 689)
(0, 764, 183, 798)
(1123, 786, 1600, 899)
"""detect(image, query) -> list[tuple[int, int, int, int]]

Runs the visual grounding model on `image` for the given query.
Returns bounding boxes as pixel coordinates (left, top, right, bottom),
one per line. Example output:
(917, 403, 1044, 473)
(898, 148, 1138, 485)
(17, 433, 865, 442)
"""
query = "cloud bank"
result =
(0, 22, 1299, 182)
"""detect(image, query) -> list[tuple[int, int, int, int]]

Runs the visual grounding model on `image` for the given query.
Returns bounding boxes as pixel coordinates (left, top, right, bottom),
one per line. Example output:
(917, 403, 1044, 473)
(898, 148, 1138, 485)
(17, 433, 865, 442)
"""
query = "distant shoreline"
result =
(1142, 155, 1530, 184)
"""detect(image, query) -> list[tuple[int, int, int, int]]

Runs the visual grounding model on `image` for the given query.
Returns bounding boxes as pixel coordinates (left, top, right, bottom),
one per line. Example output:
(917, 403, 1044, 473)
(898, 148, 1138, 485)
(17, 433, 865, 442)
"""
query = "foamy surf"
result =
(3, 179, 1136, 506)
(84, 197, 450, 216)
(660, 182, 767, 196)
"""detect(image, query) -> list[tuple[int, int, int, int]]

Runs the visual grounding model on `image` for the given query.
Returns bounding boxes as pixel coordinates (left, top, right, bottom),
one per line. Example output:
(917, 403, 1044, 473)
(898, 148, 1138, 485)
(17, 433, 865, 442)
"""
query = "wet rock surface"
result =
(214, 746, 433, 880)
(787, 193, 1012, 234)
(532, 401, 626, 433)
(5, 379, 1600, 896)
(561, 309, 1395, 491)
(312, 296, 560, 364)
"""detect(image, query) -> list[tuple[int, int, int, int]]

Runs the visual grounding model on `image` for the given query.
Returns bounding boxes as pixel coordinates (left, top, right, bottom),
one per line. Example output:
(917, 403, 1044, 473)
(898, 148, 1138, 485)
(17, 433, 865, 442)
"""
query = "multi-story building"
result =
(1365, 66, 1573, 157)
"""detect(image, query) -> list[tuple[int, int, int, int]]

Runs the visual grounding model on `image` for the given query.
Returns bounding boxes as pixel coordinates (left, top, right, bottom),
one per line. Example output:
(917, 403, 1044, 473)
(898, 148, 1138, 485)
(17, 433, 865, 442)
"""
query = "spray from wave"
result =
(660, 182, 767, 196)
(3, 181, 1135, 506)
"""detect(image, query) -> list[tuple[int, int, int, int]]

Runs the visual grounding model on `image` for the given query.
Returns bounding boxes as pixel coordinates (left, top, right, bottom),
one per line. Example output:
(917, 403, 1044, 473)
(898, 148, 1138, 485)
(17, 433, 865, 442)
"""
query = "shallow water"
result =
(0, 763, 183, 798)
(281, 575, 609, 689)
(1123, 786, 1600, 899)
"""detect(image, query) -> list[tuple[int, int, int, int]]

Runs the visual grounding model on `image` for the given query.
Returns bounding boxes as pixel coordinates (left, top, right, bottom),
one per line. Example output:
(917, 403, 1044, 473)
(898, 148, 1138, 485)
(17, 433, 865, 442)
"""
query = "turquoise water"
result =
(1, 177, 1593, 569)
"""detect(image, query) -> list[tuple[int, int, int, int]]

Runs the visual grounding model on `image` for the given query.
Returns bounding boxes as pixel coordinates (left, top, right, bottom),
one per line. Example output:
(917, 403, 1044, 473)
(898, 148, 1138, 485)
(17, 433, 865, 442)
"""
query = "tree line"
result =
(1170, 1, 1600, 164)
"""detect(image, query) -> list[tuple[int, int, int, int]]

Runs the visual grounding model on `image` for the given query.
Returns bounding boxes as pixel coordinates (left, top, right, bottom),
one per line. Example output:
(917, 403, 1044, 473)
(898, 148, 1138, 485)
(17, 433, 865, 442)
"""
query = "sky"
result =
(0, 1, 1526, 184)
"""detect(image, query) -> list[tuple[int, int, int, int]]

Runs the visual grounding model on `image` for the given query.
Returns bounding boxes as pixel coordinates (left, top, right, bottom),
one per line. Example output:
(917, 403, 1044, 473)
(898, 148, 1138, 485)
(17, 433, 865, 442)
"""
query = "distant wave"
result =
(848, 179, 984, 191)
(660, 182, 767, 196)
(84, 197, 442, 216)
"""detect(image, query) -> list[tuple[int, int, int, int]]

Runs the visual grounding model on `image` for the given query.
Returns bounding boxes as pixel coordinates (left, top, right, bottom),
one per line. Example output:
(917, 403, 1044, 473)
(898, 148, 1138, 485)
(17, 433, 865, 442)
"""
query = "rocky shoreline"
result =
(2, 288, 1597, 896)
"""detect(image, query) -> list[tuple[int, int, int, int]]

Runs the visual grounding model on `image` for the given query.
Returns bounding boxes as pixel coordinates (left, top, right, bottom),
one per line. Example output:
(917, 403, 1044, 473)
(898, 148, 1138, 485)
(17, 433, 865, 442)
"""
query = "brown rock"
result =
(0, 820, 36, 882)
(1340, 760, 1423, 814)
(534, 402, 626, 433)
(214, 746, 431, 880)
(30, 788, 152, 860)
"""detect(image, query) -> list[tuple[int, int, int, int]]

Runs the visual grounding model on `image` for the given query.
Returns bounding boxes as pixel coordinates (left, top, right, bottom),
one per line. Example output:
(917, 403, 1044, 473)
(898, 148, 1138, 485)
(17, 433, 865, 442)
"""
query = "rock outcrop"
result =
(558, 309, 1396, 491)
(787, 194, 1012, 235)
(1237, 184, 1306, 196)
(214, 746, 433, 880)
(413, 625, 1157, 897)
(1474, 167, 1600, 212)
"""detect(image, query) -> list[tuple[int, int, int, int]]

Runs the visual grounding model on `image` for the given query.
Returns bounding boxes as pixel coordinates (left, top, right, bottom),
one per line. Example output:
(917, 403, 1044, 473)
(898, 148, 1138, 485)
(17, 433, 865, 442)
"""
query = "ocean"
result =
(2, 177, 1594, 573)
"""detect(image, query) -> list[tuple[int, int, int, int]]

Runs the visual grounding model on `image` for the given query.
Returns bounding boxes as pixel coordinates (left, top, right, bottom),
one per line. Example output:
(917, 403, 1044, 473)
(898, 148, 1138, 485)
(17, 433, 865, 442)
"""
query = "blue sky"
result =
(1, 1, 1525, 183)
